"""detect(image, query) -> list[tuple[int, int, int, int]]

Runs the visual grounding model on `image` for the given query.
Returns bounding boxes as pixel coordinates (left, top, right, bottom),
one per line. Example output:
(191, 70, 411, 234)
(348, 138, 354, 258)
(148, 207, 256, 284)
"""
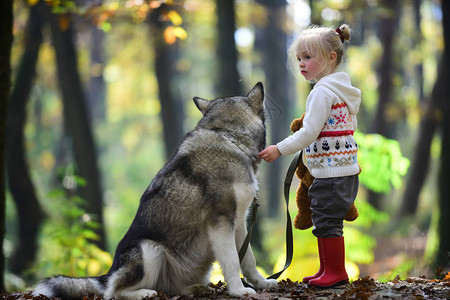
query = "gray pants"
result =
(309, 175, 359, 238)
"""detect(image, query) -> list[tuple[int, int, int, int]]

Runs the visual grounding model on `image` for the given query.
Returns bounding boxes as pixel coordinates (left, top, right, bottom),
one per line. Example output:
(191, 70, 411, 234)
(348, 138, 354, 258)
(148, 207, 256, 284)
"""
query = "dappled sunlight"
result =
(209, 262, 225, 284)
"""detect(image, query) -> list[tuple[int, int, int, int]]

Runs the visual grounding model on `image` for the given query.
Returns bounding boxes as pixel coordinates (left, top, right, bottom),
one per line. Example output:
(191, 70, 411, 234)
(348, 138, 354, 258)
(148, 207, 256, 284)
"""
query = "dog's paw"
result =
(259, 278, 279, 290)
(247, 277, 279, 290)
(227, 286, 256, 296)
(113, 288, 157, 300)
(137, 289, 158, 299)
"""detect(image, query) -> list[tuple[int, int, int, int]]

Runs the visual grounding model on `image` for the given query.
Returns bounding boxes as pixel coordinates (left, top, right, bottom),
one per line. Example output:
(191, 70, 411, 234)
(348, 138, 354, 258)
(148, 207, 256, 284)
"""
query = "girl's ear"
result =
(329, 51, 337, 64)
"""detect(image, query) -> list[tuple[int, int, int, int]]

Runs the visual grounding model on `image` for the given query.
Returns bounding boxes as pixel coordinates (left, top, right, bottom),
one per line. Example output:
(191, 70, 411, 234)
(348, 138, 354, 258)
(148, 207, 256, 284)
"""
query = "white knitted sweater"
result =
(277, 72, 361, 178)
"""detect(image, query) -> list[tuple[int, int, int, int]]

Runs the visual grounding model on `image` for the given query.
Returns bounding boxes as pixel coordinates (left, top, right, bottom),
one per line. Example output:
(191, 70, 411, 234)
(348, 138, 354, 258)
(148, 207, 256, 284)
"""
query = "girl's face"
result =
(296, 49, 324, 81)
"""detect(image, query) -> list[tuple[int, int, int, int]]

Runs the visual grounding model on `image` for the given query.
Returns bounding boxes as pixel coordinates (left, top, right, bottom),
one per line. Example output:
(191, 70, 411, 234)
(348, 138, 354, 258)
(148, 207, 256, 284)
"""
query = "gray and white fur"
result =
(33, 82, 277, 299)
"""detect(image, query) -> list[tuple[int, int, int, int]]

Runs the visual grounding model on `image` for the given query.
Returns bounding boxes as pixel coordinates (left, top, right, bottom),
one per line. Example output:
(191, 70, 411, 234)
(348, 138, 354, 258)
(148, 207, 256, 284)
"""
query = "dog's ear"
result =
(193, 97, 209, 115)
(247, 82, 264, 112)
(247, 82, 264, 101)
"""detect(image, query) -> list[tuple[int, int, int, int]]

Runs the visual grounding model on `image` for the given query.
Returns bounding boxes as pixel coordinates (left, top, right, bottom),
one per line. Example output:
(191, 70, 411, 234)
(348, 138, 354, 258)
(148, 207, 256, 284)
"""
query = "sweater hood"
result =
(315, 72, 361, 114)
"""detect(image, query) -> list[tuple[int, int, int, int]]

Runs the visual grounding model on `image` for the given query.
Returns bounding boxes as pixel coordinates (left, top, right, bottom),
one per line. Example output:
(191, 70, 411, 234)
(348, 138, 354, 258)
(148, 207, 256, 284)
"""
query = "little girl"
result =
(258, 24, 361, 288)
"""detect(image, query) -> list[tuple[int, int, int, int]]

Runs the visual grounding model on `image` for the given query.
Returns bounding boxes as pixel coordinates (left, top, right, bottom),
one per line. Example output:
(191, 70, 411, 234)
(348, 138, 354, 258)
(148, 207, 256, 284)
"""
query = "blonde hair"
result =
(288, 24, 351, 78)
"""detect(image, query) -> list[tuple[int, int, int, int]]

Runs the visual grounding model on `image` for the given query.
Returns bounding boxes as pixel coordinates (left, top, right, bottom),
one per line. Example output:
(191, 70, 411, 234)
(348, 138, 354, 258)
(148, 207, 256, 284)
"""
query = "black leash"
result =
(238, 151, 301, 280)
(238, 196, 260, 263)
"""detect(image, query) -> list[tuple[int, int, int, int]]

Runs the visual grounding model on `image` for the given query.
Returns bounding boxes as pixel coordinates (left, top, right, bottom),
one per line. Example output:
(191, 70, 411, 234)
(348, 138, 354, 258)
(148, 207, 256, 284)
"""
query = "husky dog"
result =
(33, 82, 277, 299)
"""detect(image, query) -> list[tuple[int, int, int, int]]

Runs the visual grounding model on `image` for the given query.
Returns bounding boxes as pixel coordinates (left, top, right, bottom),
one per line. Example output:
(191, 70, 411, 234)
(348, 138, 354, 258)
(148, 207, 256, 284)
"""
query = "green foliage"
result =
(355, 132, 410, 194)
(376, 258, 415, 283)
(33, 185, 112, 278)
(350, 199, 390, 230)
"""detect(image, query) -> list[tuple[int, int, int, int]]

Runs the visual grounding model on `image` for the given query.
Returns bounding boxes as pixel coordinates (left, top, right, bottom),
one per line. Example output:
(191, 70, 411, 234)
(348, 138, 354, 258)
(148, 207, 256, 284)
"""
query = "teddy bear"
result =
(290, 113, 359, 230)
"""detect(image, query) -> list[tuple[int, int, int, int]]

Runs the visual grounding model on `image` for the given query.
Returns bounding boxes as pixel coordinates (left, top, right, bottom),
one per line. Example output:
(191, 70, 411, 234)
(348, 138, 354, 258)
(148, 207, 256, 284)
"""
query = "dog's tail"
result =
(32, 275, 107, 299)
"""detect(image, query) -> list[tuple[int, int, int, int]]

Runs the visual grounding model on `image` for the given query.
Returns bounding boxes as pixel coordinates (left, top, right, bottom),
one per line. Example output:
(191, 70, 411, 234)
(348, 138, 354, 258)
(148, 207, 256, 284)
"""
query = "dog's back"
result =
(33, 83, 275, 300)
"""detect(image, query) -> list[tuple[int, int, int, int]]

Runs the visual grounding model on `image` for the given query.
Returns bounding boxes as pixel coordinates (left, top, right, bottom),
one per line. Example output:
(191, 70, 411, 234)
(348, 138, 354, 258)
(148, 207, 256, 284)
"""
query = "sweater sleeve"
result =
(351, 114, 358, 130)
(276, 89, 332, 156)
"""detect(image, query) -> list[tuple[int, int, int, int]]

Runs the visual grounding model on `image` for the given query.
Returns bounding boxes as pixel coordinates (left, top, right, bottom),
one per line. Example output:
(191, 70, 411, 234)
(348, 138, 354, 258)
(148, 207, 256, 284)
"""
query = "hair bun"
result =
(338, 24, 351, 42)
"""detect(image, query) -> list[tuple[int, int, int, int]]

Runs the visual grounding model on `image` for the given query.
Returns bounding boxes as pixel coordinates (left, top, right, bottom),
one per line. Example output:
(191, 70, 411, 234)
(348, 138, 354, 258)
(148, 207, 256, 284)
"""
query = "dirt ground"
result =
(2, 276, 450, 300)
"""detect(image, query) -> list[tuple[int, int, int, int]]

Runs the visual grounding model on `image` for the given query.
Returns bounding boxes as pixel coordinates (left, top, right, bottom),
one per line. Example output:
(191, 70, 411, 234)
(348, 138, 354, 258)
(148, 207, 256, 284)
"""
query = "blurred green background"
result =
(3, 0, 450, 291)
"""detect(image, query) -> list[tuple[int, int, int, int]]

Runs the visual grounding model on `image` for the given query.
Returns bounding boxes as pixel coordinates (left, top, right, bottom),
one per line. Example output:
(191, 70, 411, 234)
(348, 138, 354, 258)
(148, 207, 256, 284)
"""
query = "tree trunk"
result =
(399, 94, 439, 217)
(437, 0, 450, 268)
(368, 0, 401, 210)
(255, 0, 291, 218)
(414, 0, 425, 104)
(6, 2, 45, 276)
(49, 12, 106, 249)
(87, 26, 106, 123)
(398, 0, 431, 217)
(399, 88, 440, 219)
(148, 5, 185, 158)
(398, 0, 427, 218)
(0, 0, 13, 291)
(216, 0, 242, 96)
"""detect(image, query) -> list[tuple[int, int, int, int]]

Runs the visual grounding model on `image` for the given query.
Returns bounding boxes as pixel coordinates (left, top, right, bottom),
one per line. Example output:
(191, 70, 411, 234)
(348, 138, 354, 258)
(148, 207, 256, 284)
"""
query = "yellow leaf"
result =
(163, 26, 187, 44)
(27, 0, 40, 6)
(173, 26, 187, 40)
(168, 10, 183, 26)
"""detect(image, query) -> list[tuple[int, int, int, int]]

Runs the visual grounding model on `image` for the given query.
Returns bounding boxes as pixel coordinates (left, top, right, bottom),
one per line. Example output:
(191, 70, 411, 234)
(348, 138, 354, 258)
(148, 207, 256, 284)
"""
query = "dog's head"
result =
(192, 82, 266, 152)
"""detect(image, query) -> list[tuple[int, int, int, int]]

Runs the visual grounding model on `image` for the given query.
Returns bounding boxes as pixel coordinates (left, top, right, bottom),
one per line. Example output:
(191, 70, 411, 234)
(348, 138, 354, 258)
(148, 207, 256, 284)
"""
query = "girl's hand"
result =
(258, 145, 281, 163)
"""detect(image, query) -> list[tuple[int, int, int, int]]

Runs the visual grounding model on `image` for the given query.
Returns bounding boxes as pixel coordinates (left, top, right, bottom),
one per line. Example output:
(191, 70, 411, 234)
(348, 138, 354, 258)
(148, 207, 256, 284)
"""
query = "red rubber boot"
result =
(302, 238, 323, 283)
(308, 237, 349, 288)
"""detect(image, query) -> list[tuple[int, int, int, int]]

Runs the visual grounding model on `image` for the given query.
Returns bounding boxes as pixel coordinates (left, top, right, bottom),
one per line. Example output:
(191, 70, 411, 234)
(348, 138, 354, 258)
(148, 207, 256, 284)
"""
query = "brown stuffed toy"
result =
(291, 113, 359, 230)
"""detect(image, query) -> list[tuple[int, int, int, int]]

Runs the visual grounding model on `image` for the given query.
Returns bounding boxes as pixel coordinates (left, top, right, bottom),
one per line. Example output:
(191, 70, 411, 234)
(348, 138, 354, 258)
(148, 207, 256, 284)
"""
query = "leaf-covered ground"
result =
(2, 276, 450, 300)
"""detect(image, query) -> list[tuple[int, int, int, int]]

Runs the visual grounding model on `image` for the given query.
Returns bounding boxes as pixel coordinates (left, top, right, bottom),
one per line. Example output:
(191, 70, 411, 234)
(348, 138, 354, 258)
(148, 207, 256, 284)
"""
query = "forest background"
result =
(1, 0, 450, 293)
